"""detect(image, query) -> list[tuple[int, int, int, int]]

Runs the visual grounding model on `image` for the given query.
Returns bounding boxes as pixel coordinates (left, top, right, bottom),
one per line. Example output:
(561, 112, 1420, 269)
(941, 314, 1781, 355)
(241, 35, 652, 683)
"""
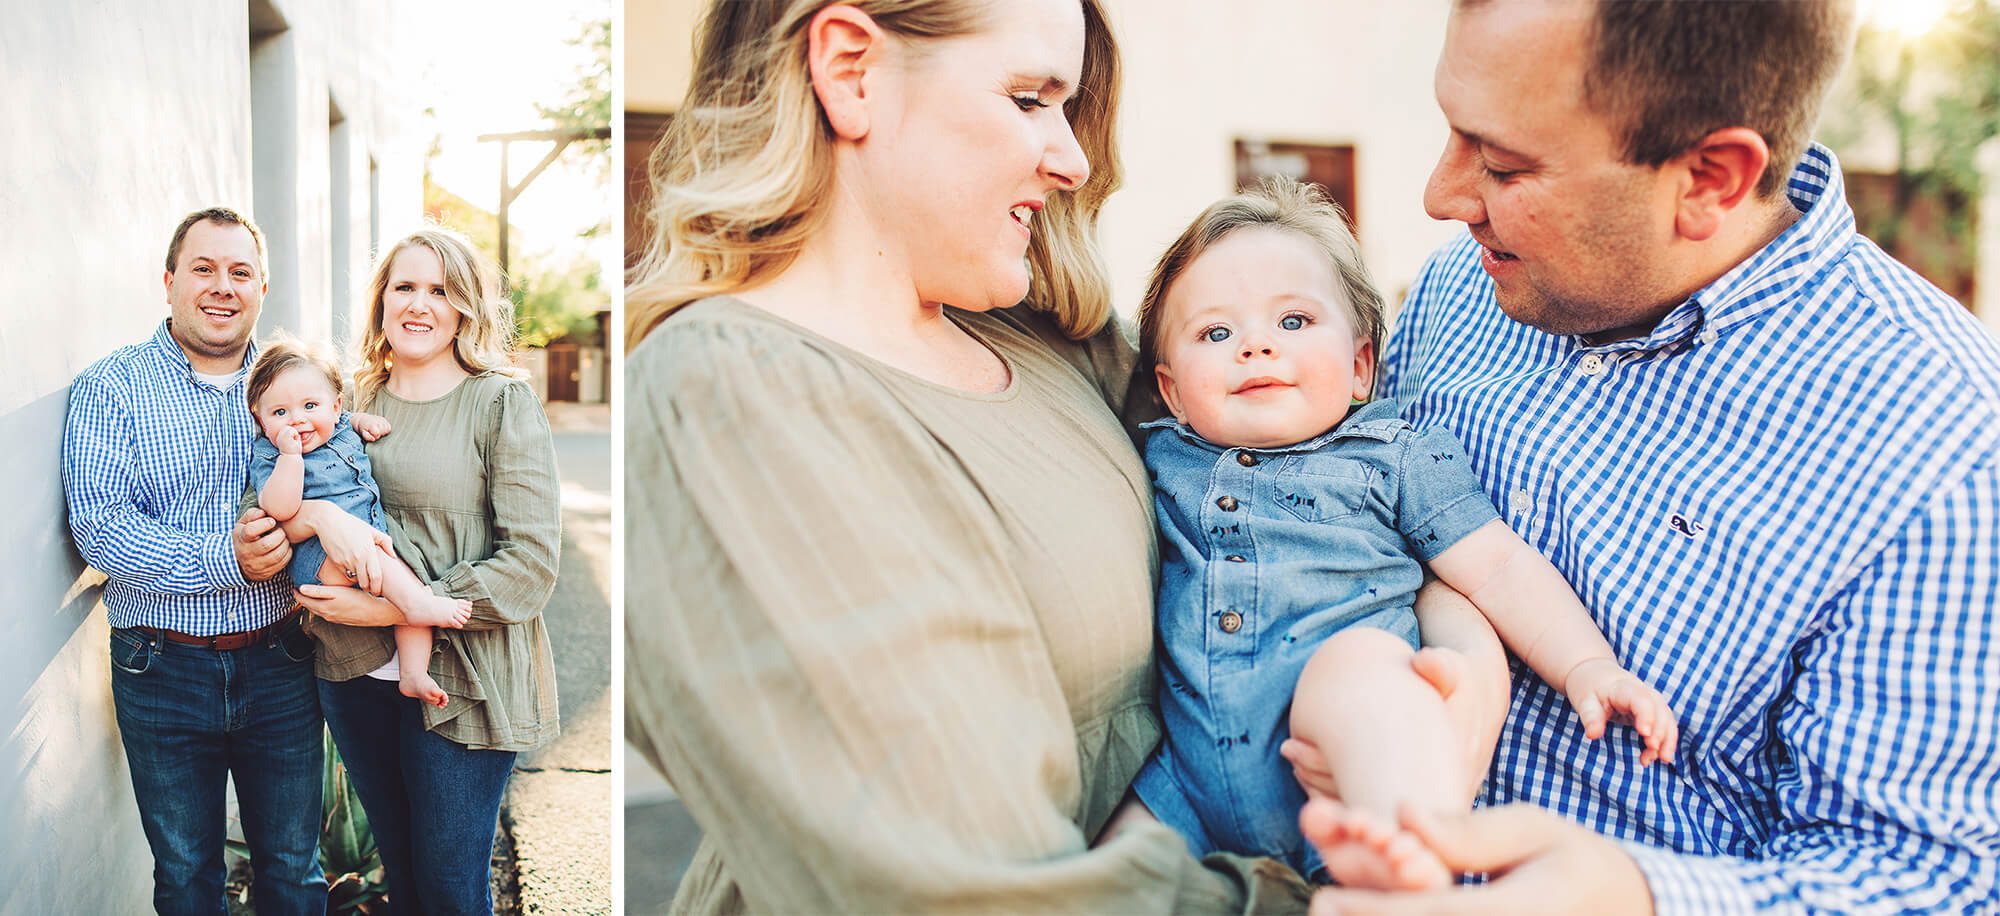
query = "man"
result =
(1303, 1, 1998, 912)
(63, 207, 327, 915)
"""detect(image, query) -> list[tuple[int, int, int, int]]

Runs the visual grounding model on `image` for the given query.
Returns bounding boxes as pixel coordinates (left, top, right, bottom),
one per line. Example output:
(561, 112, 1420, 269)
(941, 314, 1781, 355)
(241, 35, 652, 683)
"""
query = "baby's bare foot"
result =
(403, 594, 473, 628)
(401, 671, 449, 708)
(1302, 799, 1450, 891)
(1411, 646, 1466, 701)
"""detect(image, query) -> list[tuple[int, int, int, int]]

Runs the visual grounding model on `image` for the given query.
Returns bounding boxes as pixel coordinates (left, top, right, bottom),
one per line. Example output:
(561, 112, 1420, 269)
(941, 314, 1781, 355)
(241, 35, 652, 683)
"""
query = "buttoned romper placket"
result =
(1200, 445, 1265, 839)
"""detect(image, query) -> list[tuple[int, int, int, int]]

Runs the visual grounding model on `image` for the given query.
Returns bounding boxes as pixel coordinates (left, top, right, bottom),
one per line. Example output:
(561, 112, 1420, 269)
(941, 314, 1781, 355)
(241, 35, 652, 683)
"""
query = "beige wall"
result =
(626, 0, 701, 112)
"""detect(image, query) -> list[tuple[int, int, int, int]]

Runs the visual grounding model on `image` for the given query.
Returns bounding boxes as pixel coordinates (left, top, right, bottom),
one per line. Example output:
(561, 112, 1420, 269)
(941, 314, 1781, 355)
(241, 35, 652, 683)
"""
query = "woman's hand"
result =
(300, 502, 396, 594)
(295, 584, 406, 627)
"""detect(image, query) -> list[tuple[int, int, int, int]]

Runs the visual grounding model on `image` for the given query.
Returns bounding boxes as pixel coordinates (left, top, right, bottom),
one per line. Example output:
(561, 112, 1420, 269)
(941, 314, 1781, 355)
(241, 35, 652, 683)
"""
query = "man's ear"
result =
(163, 269, 174, 297)
(1672, 127, 1771, 242)
(1155, 364, 1188, 423)
(1351, 338, 1377, 402)
(807, 5, 886, 141)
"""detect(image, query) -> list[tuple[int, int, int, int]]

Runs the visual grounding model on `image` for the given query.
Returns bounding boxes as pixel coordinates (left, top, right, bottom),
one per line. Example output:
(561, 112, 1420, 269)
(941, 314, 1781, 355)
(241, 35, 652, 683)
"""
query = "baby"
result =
(246, 335, 470, 707)
(1111, 178, 1677, 889)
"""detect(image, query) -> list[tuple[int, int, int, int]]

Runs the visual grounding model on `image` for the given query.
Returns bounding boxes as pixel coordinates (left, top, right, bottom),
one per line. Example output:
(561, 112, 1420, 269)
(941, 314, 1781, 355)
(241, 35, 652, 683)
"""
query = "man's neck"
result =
(1582, 198, 1802, 346)
(168, 327, 247, 375)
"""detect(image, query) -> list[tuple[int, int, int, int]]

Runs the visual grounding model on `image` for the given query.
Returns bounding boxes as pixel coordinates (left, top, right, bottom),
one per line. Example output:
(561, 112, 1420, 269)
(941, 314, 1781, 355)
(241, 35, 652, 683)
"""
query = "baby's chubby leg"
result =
(394, 625, 448, 708)
(1288, 627, 1468, 891)
(375, 545, 472, 629)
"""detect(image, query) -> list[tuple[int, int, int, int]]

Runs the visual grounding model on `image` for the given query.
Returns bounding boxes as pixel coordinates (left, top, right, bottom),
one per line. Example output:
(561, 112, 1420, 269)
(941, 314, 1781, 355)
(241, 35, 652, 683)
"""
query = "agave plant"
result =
(225, 728, 389, 913)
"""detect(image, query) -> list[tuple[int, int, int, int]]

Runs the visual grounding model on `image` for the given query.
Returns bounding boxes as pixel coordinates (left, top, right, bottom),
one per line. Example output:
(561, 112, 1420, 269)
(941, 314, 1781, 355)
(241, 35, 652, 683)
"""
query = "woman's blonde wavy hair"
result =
(625, 0, 1124, 350)
(353, 226, 527, 408)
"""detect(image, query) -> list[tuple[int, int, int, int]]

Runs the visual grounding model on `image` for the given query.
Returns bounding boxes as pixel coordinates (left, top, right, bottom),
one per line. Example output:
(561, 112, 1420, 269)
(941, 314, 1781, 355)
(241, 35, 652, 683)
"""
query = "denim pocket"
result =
(1272, 461, 1372, 524)
(274, 616, 317, 663)
(109, 628, 158, 675)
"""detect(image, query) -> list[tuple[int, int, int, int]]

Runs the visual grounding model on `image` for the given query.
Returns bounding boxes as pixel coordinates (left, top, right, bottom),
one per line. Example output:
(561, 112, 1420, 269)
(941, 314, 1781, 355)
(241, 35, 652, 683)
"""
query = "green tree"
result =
(1823, 2, 2000, 301)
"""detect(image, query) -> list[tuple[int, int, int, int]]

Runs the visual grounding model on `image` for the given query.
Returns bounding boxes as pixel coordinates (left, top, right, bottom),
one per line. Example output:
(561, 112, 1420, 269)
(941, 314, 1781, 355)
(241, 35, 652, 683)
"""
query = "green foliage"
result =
(514, 251, 611, 347)
(1831, 3, 2000, 248)
(536, 17, 613, 181)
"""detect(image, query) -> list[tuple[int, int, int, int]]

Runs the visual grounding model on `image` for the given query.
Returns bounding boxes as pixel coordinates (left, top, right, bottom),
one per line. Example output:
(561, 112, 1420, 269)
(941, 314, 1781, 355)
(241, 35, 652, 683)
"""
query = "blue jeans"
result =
(318, 675, 517, 916)
(110, 626, 326, 916)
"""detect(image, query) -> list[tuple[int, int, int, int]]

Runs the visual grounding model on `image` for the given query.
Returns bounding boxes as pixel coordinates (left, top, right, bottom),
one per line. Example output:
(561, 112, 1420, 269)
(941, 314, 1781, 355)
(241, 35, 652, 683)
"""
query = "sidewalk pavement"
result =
(500, 409, 614, 913)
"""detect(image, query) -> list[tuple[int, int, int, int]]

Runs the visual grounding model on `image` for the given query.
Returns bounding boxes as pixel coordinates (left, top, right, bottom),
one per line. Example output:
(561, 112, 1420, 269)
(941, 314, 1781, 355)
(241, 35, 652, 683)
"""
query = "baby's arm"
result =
(258, 427, 306, 521)
(1428, 520, 1679, 765)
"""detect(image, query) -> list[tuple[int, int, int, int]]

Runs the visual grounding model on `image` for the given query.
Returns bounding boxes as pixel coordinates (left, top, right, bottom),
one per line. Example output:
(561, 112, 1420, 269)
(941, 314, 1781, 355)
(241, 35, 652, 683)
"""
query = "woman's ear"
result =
(807, 5, 886, 141)
(1672, 127, 1770, 242)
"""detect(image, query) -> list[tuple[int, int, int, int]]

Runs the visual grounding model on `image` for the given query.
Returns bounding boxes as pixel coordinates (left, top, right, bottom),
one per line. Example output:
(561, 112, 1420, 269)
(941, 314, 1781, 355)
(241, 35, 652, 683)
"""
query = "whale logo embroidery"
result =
(1669, 514, 1706, 538)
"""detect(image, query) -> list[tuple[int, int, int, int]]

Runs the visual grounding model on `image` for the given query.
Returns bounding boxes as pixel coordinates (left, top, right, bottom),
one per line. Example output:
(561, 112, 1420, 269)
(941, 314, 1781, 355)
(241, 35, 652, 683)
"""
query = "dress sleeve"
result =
(1624, 459, 2000, 912)
(61, 369, 248, 593)
(624, 317, 1310, 915)
(431, 378, 562, 629)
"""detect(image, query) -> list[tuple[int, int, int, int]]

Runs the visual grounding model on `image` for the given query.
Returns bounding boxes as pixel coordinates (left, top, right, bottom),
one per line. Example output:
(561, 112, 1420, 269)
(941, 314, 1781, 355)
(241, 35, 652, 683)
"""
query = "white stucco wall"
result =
(1100, 1, 1459, 317)
(0, 2, 422, 910)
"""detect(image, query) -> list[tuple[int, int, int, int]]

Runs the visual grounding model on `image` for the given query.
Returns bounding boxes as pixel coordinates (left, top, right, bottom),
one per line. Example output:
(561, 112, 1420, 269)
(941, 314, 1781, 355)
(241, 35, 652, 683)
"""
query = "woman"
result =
(626, 1, 1321, 911)
(290, 226, 562, 916)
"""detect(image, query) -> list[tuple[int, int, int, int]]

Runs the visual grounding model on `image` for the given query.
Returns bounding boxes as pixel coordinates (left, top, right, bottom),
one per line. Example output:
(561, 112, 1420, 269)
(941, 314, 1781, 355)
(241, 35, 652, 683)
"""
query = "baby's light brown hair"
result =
(246, 333, 345, 416)
(1137, 177, 1386, 375)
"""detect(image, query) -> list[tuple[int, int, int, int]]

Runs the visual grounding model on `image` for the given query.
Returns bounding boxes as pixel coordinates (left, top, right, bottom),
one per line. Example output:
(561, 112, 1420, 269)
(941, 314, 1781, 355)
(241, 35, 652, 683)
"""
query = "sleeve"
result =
(1393, 424, 1499, 561)
(430, 379, 562, 629)
(1623, 458, 2000, 913)
(61, 369, 249, 593)
(246, 437, 278, 495)
(623, 321, 1309, 915)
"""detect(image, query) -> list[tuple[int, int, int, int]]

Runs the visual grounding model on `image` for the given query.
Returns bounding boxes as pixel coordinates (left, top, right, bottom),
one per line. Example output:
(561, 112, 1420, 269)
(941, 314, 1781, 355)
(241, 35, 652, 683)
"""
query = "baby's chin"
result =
(1189, 411, 1351, 450)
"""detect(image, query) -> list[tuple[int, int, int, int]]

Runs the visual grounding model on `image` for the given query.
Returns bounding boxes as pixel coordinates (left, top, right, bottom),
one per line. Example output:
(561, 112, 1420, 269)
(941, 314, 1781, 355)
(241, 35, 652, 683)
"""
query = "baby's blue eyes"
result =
(1198, 314, 1310, 342)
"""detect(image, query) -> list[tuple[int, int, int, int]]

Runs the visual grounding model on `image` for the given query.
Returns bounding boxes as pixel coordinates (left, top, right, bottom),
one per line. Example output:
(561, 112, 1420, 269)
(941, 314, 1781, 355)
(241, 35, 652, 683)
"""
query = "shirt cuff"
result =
(201, 530, 250, 590)
(1621, 840, 1761, 914)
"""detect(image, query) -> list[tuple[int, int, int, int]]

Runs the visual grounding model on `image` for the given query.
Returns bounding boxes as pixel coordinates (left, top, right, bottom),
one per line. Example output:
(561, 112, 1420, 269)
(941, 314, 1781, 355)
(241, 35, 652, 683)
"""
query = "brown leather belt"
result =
(143, 609, 301, 651)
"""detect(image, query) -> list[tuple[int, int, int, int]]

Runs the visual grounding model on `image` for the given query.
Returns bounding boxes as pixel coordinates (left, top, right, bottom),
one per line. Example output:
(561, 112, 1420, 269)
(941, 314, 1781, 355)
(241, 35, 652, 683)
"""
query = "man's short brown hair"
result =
(165, 206, 268, 275)
(1580, 0, 1855, 198)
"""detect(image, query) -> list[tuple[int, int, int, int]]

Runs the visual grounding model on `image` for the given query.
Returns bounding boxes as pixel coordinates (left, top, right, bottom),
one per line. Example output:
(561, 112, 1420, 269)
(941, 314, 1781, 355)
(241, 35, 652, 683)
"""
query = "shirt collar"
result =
(1588, 143, 1856, 355)
(1140, 397, 1407, 453)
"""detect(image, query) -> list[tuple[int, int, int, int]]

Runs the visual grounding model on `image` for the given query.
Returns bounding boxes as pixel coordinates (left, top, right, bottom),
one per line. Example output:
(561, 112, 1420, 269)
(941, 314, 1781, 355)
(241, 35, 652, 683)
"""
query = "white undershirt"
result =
(366, 656, 400, 681)
(193, 369, 241, 388)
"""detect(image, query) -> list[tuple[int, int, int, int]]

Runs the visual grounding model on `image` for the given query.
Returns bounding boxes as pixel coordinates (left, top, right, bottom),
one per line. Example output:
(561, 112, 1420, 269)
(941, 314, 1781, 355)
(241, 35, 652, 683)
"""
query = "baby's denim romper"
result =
(1130, 396, 1498, 878)
(247, 413, 391, 587)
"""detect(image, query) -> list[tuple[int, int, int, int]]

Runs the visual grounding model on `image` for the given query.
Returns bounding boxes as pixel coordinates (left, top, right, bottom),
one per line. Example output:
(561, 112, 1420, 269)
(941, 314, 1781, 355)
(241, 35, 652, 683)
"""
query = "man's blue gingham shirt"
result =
(1382, 145, 1999, 913)
(62, 321, 292, 635)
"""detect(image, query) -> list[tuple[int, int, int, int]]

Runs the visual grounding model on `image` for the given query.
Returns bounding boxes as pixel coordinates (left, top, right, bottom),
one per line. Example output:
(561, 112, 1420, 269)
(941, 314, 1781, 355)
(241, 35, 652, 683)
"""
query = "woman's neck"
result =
(735, 192, 1010, 393)
(386, 352, 472, 401)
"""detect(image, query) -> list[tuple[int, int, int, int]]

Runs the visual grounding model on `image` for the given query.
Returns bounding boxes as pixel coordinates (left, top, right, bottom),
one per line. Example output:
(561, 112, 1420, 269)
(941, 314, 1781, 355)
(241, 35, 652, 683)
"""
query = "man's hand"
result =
(233, 508, 291, 581)
(349, 411, 393, 442)
(302, 502, 396, 595)
(1564, 658, 1679, 766)
(273, 424, 302, 455)
(295, 584, 406, 627)
(1304, 802, 1654, 915)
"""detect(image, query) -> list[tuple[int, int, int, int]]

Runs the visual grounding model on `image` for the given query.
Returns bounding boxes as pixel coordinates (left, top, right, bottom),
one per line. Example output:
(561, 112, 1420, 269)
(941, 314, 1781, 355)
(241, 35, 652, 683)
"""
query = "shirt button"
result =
(1237, 452, 1258, 467)
(1225, 554, 1246, 563)
(1219, 611, 1243, 633)
(1699, 329, 1719, 345)
(1510, 488, 1531, 513)
(1580, 354, 1605, 376)
(1216, 495, 1239, 512)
